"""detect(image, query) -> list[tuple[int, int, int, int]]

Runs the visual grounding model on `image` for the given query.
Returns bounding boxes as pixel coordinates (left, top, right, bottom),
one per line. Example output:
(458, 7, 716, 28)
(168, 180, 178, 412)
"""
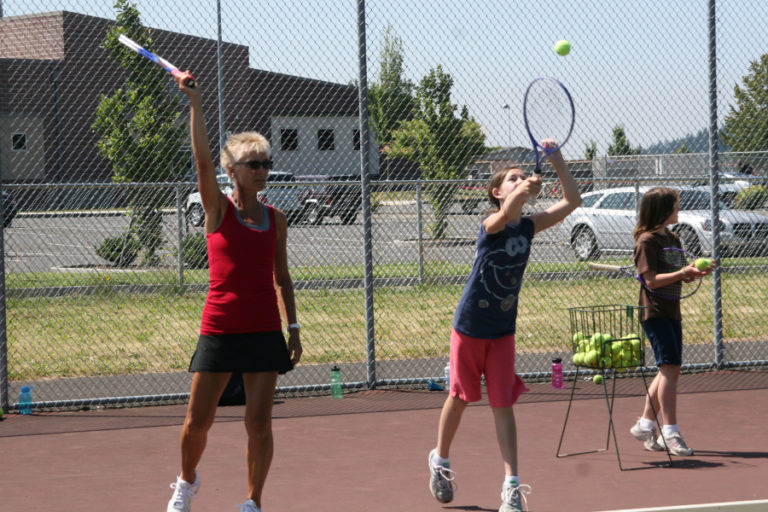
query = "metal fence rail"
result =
(2, 1, 768, 410)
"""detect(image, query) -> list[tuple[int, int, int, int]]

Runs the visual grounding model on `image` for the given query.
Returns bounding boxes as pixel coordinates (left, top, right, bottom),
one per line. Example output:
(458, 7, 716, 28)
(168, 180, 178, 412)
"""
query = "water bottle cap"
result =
(21, 385, 31, 392)
(552, 358, 562, 363)
(331, 365, 340, 371)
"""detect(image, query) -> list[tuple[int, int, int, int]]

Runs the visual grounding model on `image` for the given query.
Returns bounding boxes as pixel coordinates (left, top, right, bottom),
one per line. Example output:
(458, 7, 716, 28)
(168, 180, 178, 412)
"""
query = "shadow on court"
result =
(1, 370, 767, 512)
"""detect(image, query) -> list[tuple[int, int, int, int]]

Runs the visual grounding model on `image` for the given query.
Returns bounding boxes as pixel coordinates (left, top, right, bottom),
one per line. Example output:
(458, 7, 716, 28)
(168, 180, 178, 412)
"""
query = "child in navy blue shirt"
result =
(428, 140, 581, 512)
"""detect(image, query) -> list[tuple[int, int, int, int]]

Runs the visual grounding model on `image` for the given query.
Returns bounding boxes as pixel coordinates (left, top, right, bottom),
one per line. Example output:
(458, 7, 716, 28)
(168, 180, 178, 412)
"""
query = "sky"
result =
(5, 0, 768, 159)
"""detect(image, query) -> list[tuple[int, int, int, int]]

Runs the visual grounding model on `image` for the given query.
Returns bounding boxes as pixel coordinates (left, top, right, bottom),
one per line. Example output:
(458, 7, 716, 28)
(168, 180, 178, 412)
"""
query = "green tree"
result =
(723, 54, 768, 152)
(368, 25, 414, 149)
(607, 125, 641, 156)
(92, 0, 187, 265)
(675, 143, 690, 154)
(387, 65, 486, 238)
(585, 139, 597, 160)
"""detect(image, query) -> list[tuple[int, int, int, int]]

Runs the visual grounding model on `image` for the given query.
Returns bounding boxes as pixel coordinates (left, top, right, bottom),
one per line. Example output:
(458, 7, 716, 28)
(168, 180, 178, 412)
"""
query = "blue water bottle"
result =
(18, 385, 33, 415)
(330, 366, 343, 399)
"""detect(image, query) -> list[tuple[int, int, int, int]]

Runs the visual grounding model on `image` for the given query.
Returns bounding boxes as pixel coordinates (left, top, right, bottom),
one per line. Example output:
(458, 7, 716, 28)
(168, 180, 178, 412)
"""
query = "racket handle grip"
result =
(185, 77, 197, 88)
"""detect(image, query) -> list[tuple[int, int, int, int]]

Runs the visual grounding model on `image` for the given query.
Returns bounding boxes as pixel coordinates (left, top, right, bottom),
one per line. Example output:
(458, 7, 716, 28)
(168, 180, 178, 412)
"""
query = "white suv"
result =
(185, 171, 305, 226)
(561, 186, 768, 260)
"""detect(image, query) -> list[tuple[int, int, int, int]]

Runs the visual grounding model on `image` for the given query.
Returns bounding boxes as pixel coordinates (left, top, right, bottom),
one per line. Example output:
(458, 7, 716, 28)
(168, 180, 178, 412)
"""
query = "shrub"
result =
(734, 185, 767, 210)
(179, 232, 208, 269)
(96, 234, 140, 267)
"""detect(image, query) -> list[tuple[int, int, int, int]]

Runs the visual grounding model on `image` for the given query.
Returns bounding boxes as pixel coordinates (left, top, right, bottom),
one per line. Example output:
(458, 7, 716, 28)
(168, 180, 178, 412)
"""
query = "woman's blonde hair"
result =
(220, 131, 271, 170)
(633, 187, 679, 240)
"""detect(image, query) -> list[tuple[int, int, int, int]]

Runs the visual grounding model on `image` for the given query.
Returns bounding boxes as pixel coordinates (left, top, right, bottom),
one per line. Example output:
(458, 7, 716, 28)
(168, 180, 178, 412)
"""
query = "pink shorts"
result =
(449, 328, 529, 408)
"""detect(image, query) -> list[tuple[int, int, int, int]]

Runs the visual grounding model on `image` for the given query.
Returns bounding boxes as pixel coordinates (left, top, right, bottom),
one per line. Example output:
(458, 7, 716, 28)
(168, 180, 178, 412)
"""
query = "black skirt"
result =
(189, 331, 294, 374)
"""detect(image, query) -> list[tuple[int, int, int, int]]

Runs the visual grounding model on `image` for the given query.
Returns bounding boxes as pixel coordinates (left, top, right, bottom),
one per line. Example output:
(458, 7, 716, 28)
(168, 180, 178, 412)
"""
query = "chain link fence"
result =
(1, 1, 767, 411)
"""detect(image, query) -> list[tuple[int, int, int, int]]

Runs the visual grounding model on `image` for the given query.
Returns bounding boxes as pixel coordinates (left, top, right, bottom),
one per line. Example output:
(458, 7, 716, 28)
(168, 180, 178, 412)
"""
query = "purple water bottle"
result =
(551, 358, 564, 389)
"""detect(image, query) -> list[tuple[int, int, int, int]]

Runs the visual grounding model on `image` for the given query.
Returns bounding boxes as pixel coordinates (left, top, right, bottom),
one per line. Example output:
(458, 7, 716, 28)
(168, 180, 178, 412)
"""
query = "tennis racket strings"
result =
(524, 78, 574, 152)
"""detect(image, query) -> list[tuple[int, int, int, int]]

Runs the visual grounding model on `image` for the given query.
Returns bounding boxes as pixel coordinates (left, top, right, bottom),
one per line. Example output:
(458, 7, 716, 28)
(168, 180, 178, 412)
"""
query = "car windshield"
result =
(678, 190, 727, 211)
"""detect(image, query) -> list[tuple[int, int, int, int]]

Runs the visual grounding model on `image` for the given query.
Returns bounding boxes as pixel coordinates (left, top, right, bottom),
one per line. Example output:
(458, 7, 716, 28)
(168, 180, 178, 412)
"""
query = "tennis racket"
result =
(118, 34, 196, 88)
(587, 247, 703, 300)
(523, 77, 575, 176)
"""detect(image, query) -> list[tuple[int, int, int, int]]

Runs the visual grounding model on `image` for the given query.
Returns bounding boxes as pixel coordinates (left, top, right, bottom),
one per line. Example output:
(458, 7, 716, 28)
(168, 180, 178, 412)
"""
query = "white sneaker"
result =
(658, 431, 694, 456)
(428, 448, 457, 503)
(236, 499, 261, 512)
(630, 421, 664, 451)
(499, 482, 532, 512)
(167, 472, 200, 512)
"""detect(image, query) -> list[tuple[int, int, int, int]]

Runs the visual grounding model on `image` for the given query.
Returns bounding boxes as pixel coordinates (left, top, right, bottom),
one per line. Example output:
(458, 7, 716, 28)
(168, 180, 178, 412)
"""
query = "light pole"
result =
(502, 104, 511, 148)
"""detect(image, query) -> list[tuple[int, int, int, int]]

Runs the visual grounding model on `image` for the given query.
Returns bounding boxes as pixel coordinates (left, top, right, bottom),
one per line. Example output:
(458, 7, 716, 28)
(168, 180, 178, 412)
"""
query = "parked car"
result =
(561, 186, 768, 260)
(296, 174, 362, 225)
(1, 189, 20, 228)
(185, 171, 305, 226)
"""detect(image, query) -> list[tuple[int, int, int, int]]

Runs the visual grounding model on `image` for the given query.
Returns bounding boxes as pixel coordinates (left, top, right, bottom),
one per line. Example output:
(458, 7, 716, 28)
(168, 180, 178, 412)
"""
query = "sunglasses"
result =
(236, 159, 273, 170)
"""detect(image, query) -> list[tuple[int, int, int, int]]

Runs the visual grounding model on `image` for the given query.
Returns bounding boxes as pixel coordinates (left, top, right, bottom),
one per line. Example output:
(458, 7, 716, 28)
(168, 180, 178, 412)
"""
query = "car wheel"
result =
(340, 211, 357, 225)
(461, 200, 480, 214)
(572, 227, 600, 261)
(676, 226, 702, 255)
(303, 203, 322, 225)
(186, 204, 205, 227)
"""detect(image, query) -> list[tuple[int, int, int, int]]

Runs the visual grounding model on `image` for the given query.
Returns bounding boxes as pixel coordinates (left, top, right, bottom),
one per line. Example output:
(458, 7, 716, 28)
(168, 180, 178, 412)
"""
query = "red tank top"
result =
(200, 199, 281, 335)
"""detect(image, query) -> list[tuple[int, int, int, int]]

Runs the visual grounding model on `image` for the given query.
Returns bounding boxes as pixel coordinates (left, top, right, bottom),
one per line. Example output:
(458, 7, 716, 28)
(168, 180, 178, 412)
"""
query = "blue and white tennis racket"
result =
(523, 77, 575, 176)
(587, 247, 704, 300)
(118, 34, 196, 88)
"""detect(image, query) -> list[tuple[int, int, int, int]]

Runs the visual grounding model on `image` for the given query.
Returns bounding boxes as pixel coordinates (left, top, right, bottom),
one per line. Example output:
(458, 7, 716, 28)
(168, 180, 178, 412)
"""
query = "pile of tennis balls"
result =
(571, 331, 643, 371)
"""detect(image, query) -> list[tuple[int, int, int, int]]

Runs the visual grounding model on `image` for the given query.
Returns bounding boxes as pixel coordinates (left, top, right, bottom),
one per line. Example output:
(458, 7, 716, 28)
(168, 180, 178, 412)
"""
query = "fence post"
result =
(357, 0, 376, 388)
(417, 179, 424, 284)
(176, 184, 184, 288)
(708, 0, 725, 369)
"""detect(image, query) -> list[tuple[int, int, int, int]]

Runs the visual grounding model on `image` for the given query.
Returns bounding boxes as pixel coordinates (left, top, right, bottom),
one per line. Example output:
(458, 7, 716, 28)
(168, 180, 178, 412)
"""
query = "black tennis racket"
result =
(587, 247, 704, 300)
(523, 77, 575, 176)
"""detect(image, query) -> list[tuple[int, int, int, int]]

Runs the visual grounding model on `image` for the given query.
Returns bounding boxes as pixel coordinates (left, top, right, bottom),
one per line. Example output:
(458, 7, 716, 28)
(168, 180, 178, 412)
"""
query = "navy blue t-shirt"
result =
(453, 217, 535, 339)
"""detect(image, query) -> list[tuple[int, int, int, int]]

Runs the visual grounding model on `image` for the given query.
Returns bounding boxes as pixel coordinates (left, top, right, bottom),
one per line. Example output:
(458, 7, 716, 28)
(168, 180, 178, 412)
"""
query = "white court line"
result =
(598, 499, 768, 512)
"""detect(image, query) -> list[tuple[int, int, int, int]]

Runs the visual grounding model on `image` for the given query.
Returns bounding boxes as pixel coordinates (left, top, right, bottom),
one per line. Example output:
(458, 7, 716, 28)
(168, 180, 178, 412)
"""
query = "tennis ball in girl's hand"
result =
(554, 39, 571, 56)
(694, 258, 713, 271)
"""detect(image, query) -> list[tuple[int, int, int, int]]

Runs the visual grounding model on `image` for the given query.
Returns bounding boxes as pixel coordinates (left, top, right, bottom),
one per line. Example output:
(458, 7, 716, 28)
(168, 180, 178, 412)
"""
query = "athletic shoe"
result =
(657, 431, 694, 456)
(167, 472, 200, 512)
(236, 499, 261, 512)
(630, 421, 664, 451)
(499, 482, 532, 512)
(428, 448, 456, 503)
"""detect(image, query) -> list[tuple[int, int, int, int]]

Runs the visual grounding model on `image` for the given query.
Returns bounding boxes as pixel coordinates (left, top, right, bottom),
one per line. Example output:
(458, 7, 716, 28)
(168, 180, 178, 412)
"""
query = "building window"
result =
(353, 129, 361, 151)
(317, 129, 335, 151)
(12, 132, 27, 152)
(281, 129, 298, 151)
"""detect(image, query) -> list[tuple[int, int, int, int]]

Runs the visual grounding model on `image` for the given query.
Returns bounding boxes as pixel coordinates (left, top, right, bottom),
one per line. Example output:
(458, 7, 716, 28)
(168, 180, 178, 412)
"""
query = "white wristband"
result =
(288, 323, 301, 331)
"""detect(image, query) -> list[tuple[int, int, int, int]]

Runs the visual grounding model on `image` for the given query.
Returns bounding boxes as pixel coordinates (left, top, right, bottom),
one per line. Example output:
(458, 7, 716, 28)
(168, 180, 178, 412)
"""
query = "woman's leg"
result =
(242, 371, 279, 507)
(644, 364, 680, 425)
(180, 372, 232, 482)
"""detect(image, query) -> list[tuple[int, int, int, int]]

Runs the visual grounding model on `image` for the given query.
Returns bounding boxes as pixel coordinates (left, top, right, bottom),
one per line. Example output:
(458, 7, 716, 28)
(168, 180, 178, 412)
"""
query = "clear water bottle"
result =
(330, 366, 342, 399)
(18, 385, 33, 415)
(443, 363, 451, 390)
(551, 358, 564, 389)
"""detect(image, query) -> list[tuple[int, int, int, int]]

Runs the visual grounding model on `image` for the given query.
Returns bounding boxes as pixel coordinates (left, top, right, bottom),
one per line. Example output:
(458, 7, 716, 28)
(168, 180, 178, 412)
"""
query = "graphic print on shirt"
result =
(478, 234, 530, 312)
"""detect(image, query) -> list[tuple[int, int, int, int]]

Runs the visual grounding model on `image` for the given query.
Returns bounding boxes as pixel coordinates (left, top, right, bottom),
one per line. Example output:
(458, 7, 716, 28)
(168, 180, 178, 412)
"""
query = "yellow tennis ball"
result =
(593, 374, 604, 385)
(694, 258, 713, 271)
(555, 39, 571, 56)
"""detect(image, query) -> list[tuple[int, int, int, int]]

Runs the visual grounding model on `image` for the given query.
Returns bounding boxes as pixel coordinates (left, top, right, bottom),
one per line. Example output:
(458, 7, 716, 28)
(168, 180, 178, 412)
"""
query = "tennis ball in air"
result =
(554, 39, 571, 56)
(593, 374, 604, 385)
(694, 257, 713, 271)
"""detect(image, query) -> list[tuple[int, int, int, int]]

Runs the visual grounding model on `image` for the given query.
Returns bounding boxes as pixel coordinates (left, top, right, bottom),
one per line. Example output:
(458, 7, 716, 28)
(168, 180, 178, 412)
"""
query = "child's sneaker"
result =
(428, 448, 456, 503)
(167, 472, 200, 512)
(658, 431, 694, 456)
(236, 499, 261, 512)
(499, 482, 532, 512)
(630, 421, 664, 451)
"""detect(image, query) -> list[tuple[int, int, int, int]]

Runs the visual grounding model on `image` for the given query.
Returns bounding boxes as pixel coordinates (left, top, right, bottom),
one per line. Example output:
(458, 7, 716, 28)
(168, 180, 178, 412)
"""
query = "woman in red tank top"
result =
(166, 71, 302, 512)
